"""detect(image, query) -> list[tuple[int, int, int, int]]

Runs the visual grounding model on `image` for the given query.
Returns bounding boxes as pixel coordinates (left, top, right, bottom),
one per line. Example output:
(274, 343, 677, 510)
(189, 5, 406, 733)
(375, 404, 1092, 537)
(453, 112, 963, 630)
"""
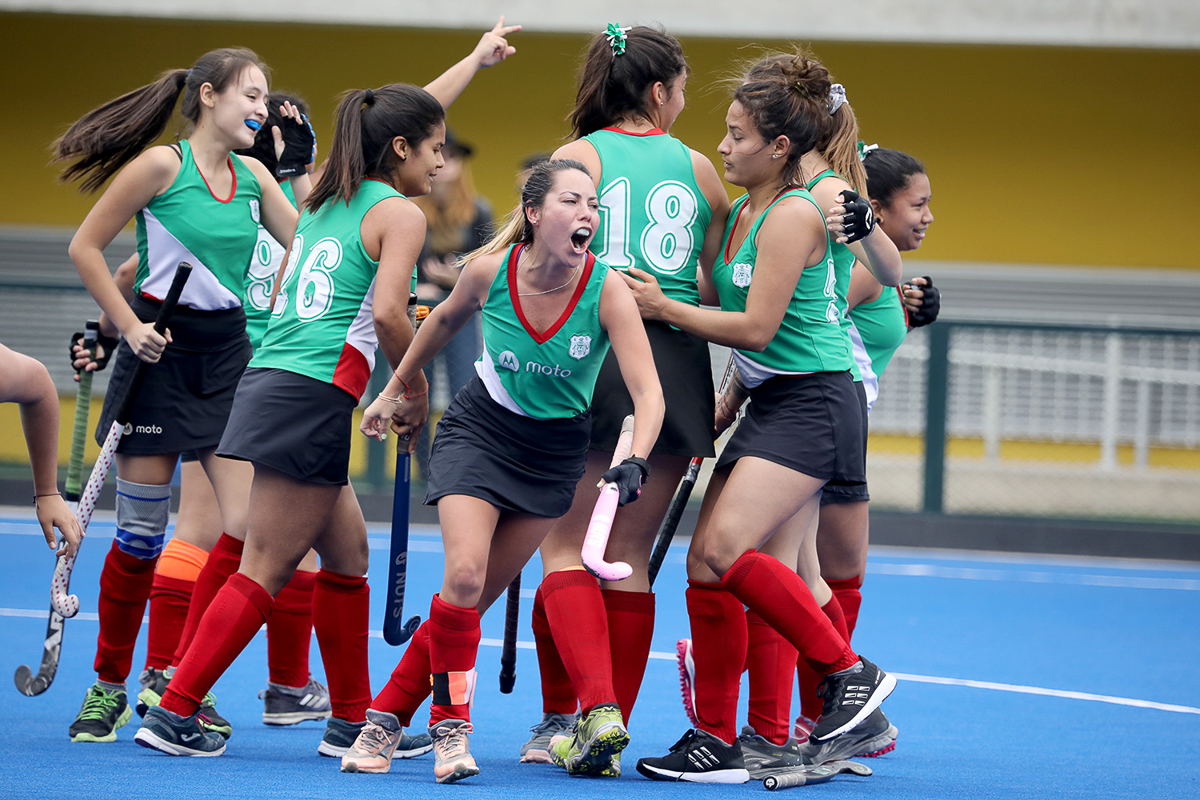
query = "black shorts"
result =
(217, 368, 357, 485)
(590, 320, 715, 458)
(97, 296, 251, 456)
(821, 381, 870, 504)
(716, 370, 866, 485)
(425, 377, 591, 518)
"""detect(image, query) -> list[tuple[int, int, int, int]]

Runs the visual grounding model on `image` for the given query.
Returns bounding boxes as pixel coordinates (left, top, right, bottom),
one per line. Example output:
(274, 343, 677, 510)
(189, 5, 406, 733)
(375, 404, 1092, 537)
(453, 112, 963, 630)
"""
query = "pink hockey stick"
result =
(581, 415, 635, 581)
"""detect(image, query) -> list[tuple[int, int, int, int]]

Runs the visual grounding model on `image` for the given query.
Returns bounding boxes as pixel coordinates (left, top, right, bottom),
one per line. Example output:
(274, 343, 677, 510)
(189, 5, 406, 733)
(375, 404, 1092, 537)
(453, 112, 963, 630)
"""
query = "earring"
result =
(772, 154, 780, 159)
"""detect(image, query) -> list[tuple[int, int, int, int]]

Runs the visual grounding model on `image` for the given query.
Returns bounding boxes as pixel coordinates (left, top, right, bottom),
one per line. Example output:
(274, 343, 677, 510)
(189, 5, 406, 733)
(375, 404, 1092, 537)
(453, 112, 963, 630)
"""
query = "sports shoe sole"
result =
(812, 672, 897, 743)
(561, 721, 629, 776)
(341, 758, 391, 774)
(317, 741, 350, 758)
(263, 709, 333, 726)
(133, 726, 226, 757)
(395, 740, 434, 759)
(676, 639, 699, 727)
(636, 763, 750, 784)
(70, 706, 132, 743)
(435, 763, 480, 784)
(854, 723, 898, 758)
(519, 748, 553, 764)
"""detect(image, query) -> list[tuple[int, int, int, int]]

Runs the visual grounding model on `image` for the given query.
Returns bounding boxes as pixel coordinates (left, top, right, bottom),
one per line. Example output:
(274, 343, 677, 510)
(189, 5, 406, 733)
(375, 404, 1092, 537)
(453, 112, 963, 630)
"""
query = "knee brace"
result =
(115, 478, 171, 560)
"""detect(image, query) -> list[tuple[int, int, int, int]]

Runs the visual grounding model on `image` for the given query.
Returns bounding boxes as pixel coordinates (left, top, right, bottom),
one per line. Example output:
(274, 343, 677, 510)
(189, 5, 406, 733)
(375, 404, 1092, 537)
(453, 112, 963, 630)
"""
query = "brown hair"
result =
(569, 26, 688, 139)
(305, 83, 445, 213)
(55, 48, 268, 193)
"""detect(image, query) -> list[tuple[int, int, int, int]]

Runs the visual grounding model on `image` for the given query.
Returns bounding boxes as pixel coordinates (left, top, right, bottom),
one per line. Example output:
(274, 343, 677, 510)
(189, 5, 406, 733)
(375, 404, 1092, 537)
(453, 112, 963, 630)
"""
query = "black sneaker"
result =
(70, 683, 132, 742)
(317, 717, 366, 757)
(798, 708, 897, 764)
(136, 668, 169, 717)
(735, 726, 809, 780)
(260, 677, 332, 726)
(134, 705, 226, 756)
(197, 692, 232, 739)
(635, 729, 750, 784)
(811, 657, 896, 742)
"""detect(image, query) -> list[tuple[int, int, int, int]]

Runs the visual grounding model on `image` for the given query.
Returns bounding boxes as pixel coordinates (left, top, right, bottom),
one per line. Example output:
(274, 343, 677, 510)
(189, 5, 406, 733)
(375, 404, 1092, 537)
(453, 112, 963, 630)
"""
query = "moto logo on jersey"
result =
(526, 361, 572, 378)
(497, 351, 520, 372)
(135, 424, 163, 435)
(249, 199, 261, 224)
(568, 334, 592, 360)
(731, 262, 752, 288)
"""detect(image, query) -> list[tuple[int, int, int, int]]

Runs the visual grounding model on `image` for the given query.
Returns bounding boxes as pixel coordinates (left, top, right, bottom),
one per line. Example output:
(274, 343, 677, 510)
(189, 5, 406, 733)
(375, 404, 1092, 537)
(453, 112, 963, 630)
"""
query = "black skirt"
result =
(425, 377, 591, 518)
(97, 296, 251, 455)
(821, 380, 870, 504)
(589, 320, 715, 458)
(716, 370, 866, 485)
(217, 368, 357, 485)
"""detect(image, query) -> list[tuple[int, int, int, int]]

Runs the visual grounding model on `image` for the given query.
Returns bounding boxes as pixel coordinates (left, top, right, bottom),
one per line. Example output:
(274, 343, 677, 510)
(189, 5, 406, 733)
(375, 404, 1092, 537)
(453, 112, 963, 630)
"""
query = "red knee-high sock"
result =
(532, 584, 577, 715)
(372, 621, 433, 727)
(686, 581, 747, 744)
(313, 569, 371, 723)
(542, 570, 616, 715)
(746, 609, 799, 745)
(427, 594, 481, 726)
(268, 569, 315, 688)
(602, 589, 655, 725)
(94, 541, 158, 685)
(797, 598, 854, 724)
(827, 575, 864, 640)
(173, 533, 243, 666)
(145, 574, 192, 671)
(720, 551, 858, 674)
(159, 573, 273, 717)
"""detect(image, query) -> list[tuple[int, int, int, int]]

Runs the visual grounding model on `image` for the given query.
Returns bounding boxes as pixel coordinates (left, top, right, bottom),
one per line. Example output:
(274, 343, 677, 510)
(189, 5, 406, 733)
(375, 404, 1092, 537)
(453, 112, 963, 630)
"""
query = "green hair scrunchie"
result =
(606, 23, 631, 56)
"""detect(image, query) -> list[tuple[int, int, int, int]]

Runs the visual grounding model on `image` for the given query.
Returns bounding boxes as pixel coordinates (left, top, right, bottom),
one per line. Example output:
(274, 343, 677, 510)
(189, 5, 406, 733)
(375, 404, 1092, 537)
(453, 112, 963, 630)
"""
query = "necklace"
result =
(516, 257, 580, 297)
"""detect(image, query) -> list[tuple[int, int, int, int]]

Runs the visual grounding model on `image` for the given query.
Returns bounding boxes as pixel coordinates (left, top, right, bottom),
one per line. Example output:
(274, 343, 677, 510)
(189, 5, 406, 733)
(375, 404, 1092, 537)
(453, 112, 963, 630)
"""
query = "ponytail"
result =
(823, 100, 868, 195)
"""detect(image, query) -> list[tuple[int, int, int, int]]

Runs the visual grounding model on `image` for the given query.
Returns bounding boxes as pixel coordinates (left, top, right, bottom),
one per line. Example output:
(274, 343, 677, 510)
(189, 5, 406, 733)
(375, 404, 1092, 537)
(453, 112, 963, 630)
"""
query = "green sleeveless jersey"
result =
(134, 140, 261, 310)
(475, 244, 611, 419)
(584, 128, 711, 307)
(849, 285, 908, 411)
(244, 180, 296, 350)
(713, 188, 852, 384)
(250, 179, 403, 400)
(807, 169, 860, 381)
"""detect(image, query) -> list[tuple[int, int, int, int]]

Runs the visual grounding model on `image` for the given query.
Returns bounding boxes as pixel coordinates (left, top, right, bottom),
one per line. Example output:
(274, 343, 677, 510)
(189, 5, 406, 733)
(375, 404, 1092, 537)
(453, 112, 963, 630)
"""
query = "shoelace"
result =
(668, 729, 699, 753)
(435, 723, 473, 757)
(529, 715, 571, 736)
(358, 723, 395, 752)
(201, 691, 219, 708)
(78, 687, 121, 720)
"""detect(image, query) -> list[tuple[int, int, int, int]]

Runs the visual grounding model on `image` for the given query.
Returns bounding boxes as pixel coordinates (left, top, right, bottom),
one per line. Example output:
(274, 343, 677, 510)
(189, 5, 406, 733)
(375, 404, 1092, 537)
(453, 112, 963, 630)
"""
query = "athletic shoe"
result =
(676, 639, 699, 727)
(811, 657, 896, 742)
(798, 709, 898, 764)
(198, 692, 232, 739)
(70, 683, 132, 743)
(134, 705, 226, 756)
(736, 726, 809, 780)
(261, 677, 333, 726)
(792, 714, 816, 743)
(549, 703, 628, 777)
(339, 709, 432, 772)
(318, 717, 366, 758)
(635, 728, 750, 784)
(136, 668, 169, 717)
(519, 711, 575, 763)
(430, 719, 479, 784)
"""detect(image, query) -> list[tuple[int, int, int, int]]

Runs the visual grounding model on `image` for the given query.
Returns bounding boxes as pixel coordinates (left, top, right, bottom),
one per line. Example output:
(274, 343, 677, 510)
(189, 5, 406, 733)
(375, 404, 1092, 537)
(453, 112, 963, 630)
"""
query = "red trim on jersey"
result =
(196, 156, 238, 204)
(507, 244, 596, 345)
(896, 285, 910, 327)
(722, 188, 796, 264)
(331, 343, 371, 401)
(600, 126, 667, 137)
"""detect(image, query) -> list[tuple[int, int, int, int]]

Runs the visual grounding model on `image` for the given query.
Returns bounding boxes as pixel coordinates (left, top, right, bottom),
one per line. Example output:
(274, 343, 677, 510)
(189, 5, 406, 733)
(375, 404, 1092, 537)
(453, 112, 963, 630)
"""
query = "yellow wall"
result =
(3, 12, 1199, 269)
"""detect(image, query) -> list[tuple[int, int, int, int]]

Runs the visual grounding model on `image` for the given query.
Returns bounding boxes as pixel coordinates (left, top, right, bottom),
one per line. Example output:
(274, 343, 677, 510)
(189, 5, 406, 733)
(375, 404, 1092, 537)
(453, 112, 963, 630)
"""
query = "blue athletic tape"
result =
(115, 528, 165, 560)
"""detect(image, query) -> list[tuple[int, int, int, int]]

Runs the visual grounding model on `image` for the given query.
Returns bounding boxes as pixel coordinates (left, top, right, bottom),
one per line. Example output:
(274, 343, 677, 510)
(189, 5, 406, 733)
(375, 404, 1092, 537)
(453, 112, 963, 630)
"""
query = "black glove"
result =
(837, 189, 876, 243)
(69, 330, 119, 373)
(905, 277, 940, 327)
(275, 114, 316, 179)
(601, 457, 651, 506)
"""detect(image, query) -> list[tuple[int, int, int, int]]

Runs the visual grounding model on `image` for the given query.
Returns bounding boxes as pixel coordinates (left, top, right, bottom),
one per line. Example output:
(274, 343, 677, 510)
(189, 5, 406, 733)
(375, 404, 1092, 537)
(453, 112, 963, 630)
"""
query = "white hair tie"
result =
(828, 83, 847, 116)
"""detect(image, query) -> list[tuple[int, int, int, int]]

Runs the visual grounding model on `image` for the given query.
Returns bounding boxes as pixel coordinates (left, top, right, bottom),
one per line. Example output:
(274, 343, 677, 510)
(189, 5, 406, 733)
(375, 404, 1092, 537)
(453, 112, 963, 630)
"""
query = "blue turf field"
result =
(1, 508, 1198, 799)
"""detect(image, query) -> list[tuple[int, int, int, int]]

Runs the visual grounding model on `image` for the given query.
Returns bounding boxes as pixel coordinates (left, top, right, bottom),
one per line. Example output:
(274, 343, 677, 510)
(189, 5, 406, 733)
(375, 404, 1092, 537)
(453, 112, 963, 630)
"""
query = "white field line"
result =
(866, 562, 1200, 591)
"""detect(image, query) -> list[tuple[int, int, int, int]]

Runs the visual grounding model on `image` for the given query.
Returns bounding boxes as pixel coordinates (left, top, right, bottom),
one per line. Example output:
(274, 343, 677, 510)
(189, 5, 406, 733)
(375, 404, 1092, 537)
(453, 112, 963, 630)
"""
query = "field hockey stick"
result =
(50, 263, 192, 619)
(581, 415, 636, 581)
(13, 321, 99, 696)
(382, 293, 425, 646)
(498, 573, 520, 693)
(763, 760, 872, 790)
(647, 355, 737, 588)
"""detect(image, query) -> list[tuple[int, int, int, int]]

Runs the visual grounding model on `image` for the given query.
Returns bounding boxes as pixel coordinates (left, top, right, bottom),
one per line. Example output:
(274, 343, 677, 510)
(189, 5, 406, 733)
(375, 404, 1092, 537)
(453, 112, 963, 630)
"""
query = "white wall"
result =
(6, 0, 1200, 48)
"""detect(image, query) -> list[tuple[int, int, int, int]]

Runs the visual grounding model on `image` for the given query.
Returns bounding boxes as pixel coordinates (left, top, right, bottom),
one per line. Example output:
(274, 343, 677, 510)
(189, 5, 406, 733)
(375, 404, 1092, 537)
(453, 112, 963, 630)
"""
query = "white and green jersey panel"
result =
(712, 188, 852, 386)
(134, 140, 261, 310)
(476, 244, 611, 419)
(806, 169, 860, 381)
(250, 179, 403, 400)
(584, 128, 711, 308)
(848, 285, 908, 411)
(244, 180, 296, 350)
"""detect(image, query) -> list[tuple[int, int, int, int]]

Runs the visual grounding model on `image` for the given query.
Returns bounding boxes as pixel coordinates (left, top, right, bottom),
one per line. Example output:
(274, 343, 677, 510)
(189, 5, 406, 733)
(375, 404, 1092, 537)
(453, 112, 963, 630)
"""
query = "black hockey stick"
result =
(498, 573, 520, 693)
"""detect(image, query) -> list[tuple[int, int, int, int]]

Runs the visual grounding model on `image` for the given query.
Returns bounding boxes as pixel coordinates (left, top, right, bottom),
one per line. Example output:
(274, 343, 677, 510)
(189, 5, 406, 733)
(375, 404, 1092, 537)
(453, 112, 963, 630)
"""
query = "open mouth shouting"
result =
(570, 226, 593, 254)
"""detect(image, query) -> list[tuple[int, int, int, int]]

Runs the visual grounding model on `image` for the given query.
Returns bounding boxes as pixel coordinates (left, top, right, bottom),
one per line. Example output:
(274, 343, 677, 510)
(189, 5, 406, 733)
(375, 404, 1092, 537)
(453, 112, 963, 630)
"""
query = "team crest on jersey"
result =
(248, 199, 261, 224)
(731, 262, 753, 288)
(568, 334, 592, 360)
(497, 350, 520, 372)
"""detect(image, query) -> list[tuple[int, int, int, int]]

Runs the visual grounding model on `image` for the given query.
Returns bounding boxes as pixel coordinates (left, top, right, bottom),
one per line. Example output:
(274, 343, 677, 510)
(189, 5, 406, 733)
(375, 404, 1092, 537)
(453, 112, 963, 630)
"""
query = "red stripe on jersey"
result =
(331, 342, 371, 401)
(196, 156, 238, 204)
(896, 285, 910, 327)
(508, 244, 596, 345)
(600, 126, 666, 137)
